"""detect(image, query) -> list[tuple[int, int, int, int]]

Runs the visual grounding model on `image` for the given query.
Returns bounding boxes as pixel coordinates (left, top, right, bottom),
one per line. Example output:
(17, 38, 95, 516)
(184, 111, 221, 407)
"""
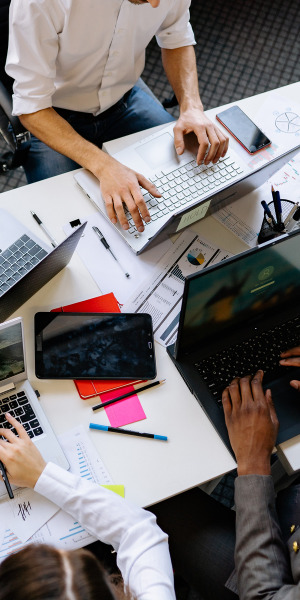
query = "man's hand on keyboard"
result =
(222, 370, 279, 476)
(280, 345, 300, 391)
(0, 412, 46, 488)
(97, 154, 161, 232)
(173, 108, 229, 166)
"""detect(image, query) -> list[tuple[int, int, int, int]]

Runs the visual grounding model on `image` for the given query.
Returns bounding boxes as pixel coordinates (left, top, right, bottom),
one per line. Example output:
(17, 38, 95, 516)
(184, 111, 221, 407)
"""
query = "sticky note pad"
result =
(101, 385, 146, 427)
(101, 485, 125, 498)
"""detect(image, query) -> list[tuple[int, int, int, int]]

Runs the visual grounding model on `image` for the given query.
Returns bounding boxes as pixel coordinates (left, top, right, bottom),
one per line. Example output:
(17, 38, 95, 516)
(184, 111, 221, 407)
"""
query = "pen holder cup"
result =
(258, 199, 297, 244)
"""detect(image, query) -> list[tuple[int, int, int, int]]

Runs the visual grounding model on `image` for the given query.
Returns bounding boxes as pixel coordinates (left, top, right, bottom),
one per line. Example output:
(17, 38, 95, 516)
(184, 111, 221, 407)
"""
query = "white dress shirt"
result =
(35, 462, 175, 599)
(6, 0, 195, 117)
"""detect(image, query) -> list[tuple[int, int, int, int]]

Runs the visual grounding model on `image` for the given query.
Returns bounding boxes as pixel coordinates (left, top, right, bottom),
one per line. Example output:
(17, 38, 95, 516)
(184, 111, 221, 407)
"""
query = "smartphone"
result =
(216, 105, 271, 154)
(35, 312, 156, 380)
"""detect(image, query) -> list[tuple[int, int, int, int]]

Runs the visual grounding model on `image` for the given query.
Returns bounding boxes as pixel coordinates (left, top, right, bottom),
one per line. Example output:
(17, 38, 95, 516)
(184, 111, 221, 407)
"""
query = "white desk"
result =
(0, 82, 299, 509)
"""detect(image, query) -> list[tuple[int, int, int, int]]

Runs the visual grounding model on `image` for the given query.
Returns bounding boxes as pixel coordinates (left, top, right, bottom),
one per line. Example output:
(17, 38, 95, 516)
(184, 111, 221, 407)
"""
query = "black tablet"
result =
(35, 312, 156, 380)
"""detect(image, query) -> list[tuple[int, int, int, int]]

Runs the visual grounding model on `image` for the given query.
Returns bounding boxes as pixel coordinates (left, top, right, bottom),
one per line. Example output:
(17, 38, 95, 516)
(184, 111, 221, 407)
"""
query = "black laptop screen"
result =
(178, 232, 300, 353)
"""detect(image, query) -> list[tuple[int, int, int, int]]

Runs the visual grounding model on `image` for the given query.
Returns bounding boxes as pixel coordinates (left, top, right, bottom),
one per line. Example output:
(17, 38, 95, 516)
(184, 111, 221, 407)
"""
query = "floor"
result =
(0, 0, 300, 597)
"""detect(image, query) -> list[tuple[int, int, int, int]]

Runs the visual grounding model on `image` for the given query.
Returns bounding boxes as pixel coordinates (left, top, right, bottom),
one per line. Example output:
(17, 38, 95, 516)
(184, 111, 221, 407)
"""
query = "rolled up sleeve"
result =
(156, 1, 196, 50)
(6, 0, 63, 115)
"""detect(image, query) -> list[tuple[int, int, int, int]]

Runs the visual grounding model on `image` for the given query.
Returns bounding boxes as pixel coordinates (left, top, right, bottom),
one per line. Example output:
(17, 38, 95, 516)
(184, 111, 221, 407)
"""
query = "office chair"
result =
(0, 0, 31, 173)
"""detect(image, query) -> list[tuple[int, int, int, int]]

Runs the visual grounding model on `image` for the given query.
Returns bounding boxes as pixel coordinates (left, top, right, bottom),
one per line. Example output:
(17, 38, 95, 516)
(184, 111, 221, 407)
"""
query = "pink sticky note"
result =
(100, 385, 146, 427)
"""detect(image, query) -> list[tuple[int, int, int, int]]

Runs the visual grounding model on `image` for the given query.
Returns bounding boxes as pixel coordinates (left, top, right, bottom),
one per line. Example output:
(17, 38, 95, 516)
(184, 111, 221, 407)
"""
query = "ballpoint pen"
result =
(92, 226, 130, 278)
(0, 459, 14, 499)
(92, 379, 166, 411)
(271, 186, 284, 231)
(89, 423, 168, 441)
(284, 202, 299, 229)
(30, 211, 58, 248)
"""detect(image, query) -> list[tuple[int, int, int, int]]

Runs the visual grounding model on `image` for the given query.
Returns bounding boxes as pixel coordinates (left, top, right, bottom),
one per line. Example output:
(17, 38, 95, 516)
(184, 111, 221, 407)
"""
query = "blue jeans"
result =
(23, 86, 175, 183)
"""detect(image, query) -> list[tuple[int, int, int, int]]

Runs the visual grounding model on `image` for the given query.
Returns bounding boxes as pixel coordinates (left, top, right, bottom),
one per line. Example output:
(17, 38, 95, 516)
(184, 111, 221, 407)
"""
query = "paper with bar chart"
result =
(122, 229, 231, 347)
(0, 426, 113, 560)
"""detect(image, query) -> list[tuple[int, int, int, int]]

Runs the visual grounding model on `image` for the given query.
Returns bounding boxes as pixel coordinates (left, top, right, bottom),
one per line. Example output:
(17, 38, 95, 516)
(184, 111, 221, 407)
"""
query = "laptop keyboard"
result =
(0, 390, 44, 438)
(0, 234, 48, 297)
(194, 316, 300, 406)
(126, 154, 244, 234)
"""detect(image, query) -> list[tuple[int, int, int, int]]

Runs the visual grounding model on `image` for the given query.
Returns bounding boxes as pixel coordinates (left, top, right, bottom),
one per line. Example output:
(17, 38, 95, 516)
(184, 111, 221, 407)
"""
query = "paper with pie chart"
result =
(122, 230, 231, 347)
(251, 93, 300, 163)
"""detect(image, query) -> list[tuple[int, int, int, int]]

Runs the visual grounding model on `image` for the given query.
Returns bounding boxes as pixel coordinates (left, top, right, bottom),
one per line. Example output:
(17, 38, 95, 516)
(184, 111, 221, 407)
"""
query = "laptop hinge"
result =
(0, 382, 16, 396)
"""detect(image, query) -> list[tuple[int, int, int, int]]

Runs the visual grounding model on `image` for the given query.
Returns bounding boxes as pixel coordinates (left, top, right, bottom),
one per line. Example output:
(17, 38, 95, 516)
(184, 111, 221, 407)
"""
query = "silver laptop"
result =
(0, 209, 86, 322)
(74, 121, 300, 254)
(0, 316, 69, 497)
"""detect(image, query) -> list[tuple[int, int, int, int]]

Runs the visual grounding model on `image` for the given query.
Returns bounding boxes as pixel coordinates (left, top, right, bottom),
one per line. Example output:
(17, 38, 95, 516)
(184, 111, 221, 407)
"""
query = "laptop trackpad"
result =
(267, 373, 300, 445)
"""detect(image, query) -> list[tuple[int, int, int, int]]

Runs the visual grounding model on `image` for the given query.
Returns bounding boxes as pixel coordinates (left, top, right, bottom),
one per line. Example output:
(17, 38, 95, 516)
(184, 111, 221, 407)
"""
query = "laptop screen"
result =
(178, 231, 300, 354)
(0, 320, 24, 382)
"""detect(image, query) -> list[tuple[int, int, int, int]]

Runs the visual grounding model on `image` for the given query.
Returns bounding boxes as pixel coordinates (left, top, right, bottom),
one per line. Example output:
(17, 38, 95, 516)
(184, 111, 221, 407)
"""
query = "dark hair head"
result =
(0, 544, 117, 600)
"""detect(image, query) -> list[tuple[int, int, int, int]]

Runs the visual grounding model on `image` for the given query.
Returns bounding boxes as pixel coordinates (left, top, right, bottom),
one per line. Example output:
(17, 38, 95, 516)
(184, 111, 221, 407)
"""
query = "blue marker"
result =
(261, 200, 277, 228)
(89, 423, 168, 441)
(271, 186, 284, 230)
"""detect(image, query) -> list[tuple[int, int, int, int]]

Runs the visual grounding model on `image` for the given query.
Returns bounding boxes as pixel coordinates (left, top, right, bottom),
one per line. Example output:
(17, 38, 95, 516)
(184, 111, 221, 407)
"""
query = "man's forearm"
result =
(161, 46, 203, 112)
(19, 107, 109, 179)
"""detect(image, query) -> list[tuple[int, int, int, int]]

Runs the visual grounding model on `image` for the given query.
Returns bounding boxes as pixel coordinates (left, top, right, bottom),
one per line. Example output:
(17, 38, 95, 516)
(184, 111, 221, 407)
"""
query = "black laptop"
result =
(0, 209, 86, 322)
(167, 228, 300, 454)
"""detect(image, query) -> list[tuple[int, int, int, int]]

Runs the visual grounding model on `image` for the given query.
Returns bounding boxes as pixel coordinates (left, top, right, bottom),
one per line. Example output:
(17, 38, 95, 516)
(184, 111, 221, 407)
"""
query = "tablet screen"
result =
(35, 312, 156, 380)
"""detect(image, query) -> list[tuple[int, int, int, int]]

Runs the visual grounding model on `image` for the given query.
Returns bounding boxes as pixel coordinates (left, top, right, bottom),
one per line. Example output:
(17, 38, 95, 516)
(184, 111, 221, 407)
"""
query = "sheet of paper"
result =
(0, 426, 115, 560)
(243, 93, 300, 169)
(123, 230, 232, 347)
(57, 425, 113, 484)
(63, 214, 172, 304)
(0, 488, 59, 543)
(212, 151, 300, 247)
(99, 385, 146, 427)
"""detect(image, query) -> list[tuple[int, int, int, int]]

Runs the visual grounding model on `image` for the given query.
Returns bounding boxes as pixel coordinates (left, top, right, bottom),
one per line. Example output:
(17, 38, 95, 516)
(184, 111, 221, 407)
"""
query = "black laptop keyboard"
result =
(0, 390, 43, 438)
(194, 316, 300, 406)
(0, 234, 48, 297)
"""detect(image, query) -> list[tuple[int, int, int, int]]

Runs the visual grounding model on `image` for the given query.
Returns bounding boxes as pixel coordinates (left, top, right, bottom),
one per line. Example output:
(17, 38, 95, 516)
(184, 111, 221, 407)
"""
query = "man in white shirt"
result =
(6, 0, 228, 233)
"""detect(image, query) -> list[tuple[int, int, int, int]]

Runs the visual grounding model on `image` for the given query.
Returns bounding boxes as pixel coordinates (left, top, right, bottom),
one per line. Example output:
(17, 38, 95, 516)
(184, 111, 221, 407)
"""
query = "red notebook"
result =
(51, 294, 143, 399)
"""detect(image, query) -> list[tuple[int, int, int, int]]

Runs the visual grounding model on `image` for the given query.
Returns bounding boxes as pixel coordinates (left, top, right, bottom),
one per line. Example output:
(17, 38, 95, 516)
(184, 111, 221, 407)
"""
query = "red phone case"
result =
(216, 114, 271, 155)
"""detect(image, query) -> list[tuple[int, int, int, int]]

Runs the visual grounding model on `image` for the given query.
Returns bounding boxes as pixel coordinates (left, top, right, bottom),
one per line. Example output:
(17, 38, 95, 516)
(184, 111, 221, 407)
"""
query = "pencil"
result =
(92, 379, 166, 411)
(89, 423, 168, 441)
(0, 460, 14, 499)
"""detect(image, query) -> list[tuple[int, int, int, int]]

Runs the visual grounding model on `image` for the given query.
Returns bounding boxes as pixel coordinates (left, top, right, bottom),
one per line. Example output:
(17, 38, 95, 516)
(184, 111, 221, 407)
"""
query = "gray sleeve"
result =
(235, 475, 300, 600)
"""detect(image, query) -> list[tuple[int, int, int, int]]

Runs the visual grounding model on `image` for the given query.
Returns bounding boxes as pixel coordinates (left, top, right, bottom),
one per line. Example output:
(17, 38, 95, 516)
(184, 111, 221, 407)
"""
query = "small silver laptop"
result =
(0, 316, 69, 497)
(0, 209, 86, 322)
(74, 121, 300, 254)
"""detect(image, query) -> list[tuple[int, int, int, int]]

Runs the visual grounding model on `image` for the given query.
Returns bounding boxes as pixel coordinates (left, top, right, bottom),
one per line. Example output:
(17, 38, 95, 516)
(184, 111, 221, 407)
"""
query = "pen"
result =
(92, 226, 130, 278)
(92, 379, 166, 411)
(0, 459, 14, 499)
(89, 423, 168, 441)
(284, 202, 299, 227)
(261, 200, 277, 228)
(30, 211, 58, 248)
(271, 186, 284, 231)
